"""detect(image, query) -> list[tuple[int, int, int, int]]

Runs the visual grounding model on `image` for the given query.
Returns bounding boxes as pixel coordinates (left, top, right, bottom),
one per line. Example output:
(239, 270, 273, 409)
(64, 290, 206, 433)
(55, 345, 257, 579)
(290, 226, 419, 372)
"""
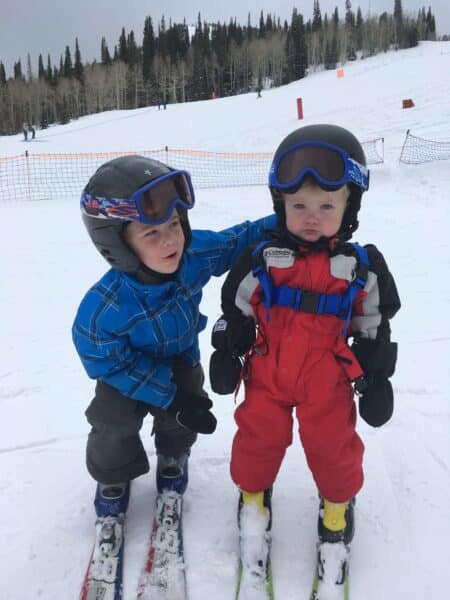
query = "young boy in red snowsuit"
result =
(209, 124, 400, 593)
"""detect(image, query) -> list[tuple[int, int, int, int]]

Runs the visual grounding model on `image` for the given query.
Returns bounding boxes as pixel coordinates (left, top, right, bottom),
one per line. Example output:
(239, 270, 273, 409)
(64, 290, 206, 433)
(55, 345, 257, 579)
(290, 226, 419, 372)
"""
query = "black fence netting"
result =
(399, 130, 450, 164)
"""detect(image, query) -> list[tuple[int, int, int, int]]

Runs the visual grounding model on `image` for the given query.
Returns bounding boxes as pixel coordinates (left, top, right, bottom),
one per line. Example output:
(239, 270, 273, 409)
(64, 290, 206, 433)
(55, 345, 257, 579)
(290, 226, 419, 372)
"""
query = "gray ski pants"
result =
(85, 359, 204, 484)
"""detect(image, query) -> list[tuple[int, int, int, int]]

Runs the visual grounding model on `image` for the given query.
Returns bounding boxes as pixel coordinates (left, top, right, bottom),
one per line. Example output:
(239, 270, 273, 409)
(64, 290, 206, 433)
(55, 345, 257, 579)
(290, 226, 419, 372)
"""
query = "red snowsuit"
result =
(219, 238, 400, 503)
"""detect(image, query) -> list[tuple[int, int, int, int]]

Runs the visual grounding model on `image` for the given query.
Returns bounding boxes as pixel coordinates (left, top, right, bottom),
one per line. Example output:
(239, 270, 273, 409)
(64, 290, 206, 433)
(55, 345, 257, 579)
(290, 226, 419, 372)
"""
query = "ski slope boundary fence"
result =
(399, 130, 450, 164)
(0, 138, 384, 202)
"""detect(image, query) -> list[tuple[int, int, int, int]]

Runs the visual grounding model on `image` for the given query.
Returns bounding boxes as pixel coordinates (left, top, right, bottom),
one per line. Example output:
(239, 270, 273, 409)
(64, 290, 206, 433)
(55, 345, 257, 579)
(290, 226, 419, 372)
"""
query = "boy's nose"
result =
(305, 210, 319, 222)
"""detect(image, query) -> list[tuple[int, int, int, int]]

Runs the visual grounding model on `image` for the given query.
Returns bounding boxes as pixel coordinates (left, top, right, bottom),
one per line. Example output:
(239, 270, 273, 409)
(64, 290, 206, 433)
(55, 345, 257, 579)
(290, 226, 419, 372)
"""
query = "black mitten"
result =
(211, 314, 256, 356)
(358, 376, 394, 427)
(209, 350, 242, 395)
(351, 337, 397, 377)
(351, 337, 397, 427)
(167, 391, 217, 434)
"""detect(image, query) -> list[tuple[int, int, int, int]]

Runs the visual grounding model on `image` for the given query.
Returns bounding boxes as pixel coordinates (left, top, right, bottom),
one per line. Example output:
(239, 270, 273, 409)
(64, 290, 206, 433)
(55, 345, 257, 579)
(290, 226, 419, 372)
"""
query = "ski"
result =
(235, 553, 274, 600)
(137, 491, 187, 600)
(310, 542, 350, 600)
(235, 497, 274, 600)
(80, 514, 125, 600)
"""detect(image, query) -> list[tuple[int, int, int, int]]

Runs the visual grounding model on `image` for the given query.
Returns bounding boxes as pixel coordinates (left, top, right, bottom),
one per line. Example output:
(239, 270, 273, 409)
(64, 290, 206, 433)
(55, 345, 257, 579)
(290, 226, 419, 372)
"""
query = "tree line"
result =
(0, 1, 438, 135)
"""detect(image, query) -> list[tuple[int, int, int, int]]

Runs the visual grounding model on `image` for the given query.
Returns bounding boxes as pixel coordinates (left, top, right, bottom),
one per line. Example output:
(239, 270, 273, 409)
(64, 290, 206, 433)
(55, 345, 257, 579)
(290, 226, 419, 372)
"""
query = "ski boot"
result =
(236, 489, 274, 598)
(318, 497, 355, 546)
(313, 497, 354, 597)
(91, 482, 130, 566)
(94, 481, 130, 518)
(156, 452, 189, 495)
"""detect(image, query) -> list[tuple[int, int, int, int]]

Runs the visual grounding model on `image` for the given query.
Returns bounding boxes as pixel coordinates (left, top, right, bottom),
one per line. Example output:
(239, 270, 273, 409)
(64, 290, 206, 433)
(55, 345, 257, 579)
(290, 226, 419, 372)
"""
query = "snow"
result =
(1, 41, 449, 598)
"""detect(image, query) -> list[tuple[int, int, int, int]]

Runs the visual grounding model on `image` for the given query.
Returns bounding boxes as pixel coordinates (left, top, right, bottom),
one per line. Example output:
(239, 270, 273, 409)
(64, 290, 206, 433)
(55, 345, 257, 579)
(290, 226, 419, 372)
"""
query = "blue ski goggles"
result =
(269, 141, 369, 193)
(81, 170, 195, 225)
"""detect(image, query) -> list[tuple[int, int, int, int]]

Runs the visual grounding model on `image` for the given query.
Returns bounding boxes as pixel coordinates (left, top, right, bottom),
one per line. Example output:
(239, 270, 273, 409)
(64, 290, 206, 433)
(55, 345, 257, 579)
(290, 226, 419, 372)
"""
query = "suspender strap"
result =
(251, 242, 273, 320)
(250, 241, 370, 329)
(272, 286, 348, 318)
(340, 243, 369, 333)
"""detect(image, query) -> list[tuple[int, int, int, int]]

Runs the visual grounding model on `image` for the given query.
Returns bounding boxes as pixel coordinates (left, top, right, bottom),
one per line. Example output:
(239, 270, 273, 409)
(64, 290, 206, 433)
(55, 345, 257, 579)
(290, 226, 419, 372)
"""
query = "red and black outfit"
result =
(211, 234, 400, 503)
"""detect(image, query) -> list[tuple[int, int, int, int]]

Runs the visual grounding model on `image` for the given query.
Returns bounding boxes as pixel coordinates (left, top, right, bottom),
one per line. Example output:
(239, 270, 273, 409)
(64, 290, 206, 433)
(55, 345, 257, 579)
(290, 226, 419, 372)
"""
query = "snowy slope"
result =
(1, 41, 449, 599)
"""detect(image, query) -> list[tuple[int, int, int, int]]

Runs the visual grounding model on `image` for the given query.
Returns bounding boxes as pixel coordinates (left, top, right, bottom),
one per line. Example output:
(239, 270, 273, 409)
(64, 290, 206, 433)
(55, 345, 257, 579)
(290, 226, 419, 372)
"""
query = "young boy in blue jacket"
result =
(72, 154, 276, 516)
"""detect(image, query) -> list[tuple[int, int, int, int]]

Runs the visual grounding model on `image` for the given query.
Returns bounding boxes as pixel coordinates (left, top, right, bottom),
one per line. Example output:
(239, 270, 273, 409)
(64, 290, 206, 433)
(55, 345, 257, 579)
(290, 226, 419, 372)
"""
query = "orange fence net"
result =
(0, 141, 384, 202)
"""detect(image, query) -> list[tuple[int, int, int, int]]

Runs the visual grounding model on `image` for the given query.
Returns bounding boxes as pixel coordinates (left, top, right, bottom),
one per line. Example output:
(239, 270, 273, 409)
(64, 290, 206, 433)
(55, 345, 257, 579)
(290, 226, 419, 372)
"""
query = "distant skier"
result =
(29, 124, 36, 139)
(22, 123, 28, 141)
(210, 124, 401, 596)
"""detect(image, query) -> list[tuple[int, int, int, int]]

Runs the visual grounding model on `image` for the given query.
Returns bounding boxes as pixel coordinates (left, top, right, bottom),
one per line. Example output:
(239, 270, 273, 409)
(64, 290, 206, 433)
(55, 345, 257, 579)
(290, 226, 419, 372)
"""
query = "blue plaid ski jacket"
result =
(72, 216, 276, 409)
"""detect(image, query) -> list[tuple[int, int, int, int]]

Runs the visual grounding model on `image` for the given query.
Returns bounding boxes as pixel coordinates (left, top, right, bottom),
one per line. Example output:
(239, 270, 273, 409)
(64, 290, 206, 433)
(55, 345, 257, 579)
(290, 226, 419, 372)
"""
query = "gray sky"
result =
(1, 1, 449, 77)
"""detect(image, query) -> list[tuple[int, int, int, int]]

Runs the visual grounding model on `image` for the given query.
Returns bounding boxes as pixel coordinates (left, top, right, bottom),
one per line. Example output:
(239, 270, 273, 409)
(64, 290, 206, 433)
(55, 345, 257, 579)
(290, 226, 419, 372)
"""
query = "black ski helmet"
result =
(270, 124, 368, 241)
(81, 155, 192, 276)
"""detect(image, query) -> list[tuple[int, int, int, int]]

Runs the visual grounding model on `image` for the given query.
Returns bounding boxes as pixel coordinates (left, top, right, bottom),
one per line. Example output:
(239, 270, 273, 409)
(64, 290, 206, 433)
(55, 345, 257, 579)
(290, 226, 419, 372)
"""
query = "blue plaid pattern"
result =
(72, 215, 276, 408)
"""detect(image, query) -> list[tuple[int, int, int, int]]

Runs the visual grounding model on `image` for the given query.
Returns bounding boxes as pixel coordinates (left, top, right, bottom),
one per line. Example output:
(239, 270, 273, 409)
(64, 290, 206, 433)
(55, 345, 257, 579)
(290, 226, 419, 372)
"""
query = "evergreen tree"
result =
(355, 7, 363, 49)
(27, 53, 33, 81)
(46, 55, 53, 83)
(394, 0, 404, 46)
(247, 13, 253, 41)
(118, 27, 128, 63)
(259, 10, 266, 38)
(158, 16, 167, 58)
(190, 14, 210, 100)
(332, 7, 339, 28)
(74, 38, 84, 82)
(64, 45, 73, 77)
(14, 60, 23, 80)
(312, 0, 322, 32)
(345, 0, 355, 28)
(426, 7, 436, 38)
(142, 16, 155, 82)
(38, 54, 45, 79)
(290, 8, 307, 80)
(101, 37, 112, 66)
(127, 31, 139, 66)
(0, 62, 6, 86)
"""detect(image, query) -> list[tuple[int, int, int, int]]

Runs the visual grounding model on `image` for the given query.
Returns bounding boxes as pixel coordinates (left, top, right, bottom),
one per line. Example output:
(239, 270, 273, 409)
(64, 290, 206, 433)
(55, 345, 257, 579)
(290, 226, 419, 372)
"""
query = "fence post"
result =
(399, 130, 410, 164)
(25, 151, 32, 202)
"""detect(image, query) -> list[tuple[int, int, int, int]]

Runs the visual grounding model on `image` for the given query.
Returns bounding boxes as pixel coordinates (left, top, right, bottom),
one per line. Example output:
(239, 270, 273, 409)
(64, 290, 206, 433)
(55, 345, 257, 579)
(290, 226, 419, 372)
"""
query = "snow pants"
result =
(85, 359, 203, 484)
(230, 335, 365, 503)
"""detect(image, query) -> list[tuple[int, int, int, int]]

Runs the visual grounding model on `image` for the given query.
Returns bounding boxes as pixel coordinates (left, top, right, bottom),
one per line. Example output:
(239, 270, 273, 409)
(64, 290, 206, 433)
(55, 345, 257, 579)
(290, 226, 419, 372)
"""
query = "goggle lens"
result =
(270, 141, 369, 192)
(136, 173, 194, 223)
(277, 145, 346, 185)
(81, 170, 195, 225)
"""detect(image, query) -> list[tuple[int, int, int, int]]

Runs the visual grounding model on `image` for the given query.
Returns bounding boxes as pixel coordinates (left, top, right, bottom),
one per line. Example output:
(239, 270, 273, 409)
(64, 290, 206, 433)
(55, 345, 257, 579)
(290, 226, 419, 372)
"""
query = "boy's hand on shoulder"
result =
(168, 391, 217, 434)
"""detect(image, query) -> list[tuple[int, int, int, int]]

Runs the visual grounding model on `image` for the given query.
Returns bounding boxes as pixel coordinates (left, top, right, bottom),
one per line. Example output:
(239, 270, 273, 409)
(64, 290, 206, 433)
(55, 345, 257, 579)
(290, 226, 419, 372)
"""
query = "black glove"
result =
(354, 375, 394, 427)
(352, 338, 397, 427)
(211, 314, 256, 356)
(167, 391, 217, 434)
(209, 350, 242, 395)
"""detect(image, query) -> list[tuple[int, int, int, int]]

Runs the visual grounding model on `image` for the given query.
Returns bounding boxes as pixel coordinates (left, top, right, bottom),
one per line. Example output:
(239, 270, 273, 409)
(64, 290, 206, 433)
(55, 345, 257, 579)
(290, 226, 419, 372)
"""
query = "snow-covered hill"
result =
(1, 41, 449, 599)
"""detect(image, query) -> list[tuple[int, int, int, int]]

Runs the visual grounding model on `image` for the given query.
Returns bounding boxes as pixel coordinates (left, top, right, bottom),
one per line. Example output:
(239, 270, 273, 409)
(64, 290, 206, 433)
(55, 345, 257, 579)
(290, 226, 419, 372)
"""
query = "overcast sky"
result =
(1, 1, 449, 77)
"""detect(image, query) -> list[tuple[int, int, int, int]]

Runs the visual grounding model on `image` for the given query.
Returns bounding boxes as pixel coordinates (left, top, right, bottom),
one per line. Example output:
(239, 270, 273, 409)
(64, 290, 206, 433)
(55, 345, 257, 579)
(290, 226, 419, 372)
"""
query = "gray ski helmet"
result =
(81, 155, 192, 273)
(270, 124, 367, 240)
